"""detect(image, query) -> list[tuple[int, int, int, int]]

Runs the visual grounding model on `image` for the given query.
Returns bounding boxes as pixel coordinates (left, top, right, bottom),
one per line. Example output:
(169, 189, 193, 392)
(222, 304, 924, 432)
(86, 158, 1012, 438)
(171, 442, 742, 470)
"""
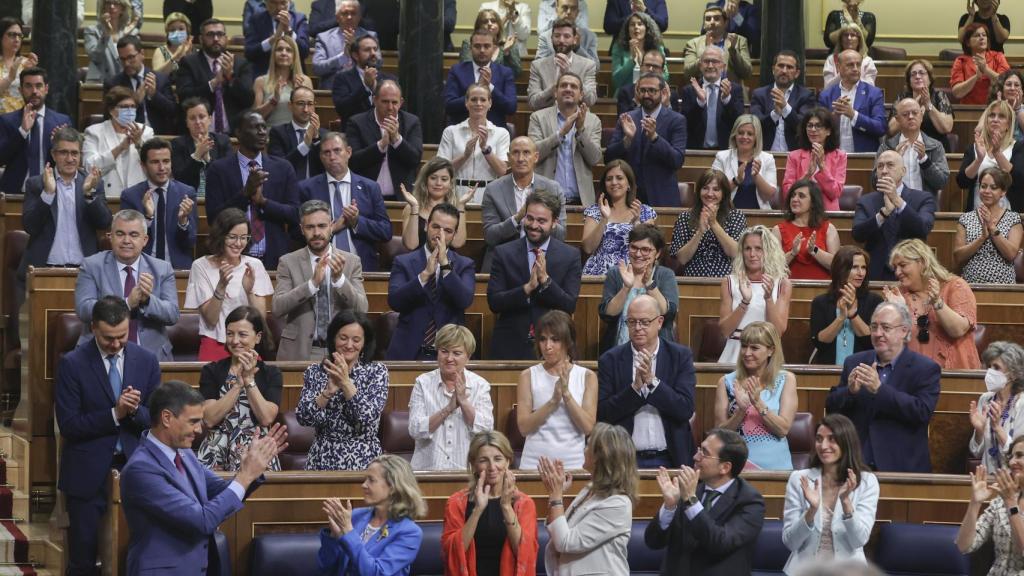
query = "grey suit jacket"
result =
(527, 54, 598, 110)
(272, 246, 369, 361)
(528, 106, 603, 206)
(75, 251, 179, 361)
(873, 132, 950, 195)
(83, 25, 121, 82)
(536, 27, 599, 62)
(480, 173, 567, 272)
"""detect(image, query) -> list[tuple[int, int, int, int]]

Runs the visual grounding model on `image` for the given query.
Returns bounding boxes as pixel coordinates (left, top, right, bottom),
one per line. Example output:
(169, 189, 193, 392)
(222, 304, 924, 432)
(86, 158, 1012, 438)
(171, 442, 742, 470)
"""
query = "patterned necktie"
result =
(123, 266, 138, 343)
(155, 188, 166, 261)
(332, 181, 352, 252)
(248, 160, 266, 246)
(422, 271, 438, 349)
(27, 117, 42, 179)
(212, 59, 227, 133)
(314, 257, 330, 342)
(705, 84, 718, 148)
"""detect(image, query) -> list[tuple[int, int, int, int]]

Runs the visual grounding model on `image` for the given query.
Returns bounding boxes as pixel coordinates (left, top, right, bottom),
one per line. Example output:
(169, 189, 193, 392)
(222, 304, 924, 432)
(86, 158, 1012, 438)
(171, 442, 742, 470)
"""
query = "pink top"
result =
(782, 149, 848, 212)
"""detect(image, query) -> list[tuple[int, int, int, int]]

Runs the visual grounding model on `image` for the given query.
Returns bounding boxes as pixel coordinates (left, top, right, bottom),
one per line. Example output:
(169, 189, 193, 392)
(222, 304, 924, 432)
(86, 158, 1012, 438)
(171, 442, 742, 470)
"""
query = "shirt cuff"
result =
(875, 213, 886, 227)
(895, 201, 906, 214)
(851, 110, 860, 125)
(331, 273, 347, 288)
(297, 142, 310, 156)
(261, 38, 272, 52)
(722, 94, 732, 105)
(697, 99, 708, 110)
(391, 135, 403, 148)
(684, 501, 704, 521)
(227, 480, 246, 501)
(111, 407, 120, 426)
(306, 279, 318, 296)
(178, 219, 190, 231)
(40, 192, 55, 205)
(18, 126, 29, 139)
(657, 504, 676, 530)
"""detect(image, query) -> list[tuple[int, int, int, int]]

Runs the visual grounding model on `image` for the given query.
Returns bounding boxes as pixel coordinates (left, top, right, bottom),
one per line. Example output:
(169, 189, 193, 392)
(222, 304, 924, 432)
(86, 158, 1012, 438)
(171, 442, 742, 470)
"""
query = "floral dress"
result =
(581, 203, 657, 275)
(0, 59, 24, 114)
(296, 361, 390, 470)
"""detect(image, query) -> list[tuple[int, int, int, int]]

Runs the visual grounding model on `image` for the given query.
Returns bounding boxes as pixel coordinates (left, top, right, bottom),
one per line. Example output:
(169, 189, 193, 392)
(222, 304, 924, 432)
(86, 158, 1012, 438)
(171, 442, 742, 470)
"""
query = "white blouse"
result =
(711, 149, 778, 210)
(437, 119, 510, 203)
(184, 255, 274, 342)
(407, 368, 495, 471)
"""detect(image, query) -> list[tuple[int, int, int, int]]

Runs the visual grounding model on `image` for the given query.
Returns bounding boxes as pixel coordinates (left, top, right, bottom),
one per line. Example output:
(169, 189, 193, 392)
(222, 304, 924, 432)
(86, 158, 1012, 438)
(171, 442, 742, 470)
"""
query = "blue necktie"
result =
(333, 181, 352, 252)
(108, 354, 123, 452)
(27, 118, 41, 178)
(704, 84, 718, 148)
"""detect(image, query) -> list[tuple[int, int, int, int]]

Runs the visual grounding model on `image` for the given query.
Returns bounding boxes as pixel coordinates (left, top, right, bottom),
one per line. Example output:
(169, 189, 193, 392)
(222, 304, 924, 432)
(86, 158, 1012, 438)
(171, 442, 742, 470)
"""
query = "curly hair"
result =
(616, 11, 662, 54)
(732, 225, 789, 283)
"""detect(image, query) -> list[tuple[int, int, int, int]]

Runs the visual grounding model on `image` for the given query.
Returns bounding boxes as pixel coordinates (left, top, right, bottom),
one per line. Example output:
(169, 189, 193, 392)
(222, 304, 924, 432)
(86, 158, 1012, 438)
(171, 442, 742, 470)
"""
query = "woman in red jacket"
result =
(443, 431, 538, 576)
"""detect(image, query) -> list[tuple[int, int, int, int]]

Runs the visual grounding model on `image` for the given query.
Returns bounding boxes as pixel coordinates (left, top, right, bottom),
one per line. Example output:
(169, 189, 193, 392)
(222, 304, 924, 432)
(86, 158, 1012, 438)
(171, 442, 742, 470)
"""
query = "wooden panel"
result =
(105, 469, 972, 576)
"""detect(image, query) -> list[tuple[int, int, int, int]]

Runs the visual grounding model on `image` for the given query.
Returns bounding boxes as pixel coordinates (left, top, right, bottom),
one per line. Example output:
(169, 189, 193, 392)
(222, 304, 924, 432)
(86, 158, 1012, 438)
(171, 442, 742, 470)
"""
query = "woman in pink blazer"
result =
(782, 107, 848, 212)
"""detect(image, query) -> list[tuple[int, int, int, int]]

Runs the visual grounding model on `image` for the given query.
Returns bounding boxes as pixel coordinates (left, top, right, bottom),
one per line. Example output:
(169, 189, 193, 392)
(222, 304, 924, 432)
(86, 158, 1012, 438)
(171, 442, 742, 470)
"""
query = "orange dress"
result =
(777, 220, 832, 280)
(442, 488, 538, 576)
(903, 276, 982, 369)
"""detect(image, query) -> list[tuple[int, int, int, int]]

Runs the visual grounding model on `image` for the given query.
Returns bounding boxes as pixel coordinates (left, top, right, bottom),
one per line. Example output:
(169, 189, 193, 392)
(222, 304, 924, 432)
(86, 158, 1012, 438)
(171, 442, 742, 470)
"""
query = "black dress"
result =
(809, 291, 883, 365)
(466, 497, 507, 575)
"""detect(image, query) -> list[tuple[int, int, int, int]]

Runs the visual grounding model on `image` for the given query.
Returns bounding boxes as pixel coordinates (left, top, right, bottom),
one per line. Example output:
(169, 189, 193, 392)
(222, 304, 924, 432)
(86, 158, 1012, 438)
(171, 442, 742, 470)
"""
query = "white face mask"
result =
(117, 107, 136, 126)
(986, 368, 1008, 393)
(168, 30, 188, 45)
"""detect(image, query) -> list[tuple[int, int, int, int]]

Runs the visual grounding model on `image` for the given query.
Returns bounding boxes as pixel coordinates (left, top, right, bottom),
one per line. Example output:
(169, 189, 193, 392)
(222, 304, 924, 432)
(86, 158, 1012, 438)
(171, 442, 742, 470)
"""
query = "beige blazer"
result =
(82, 120, 154, 197)
(682, 35, 752, 82)
(527, 54, 599, 110)
(544, 486, 632, 576)
(528, 105, 603, 207)
(272, 246, 368, 361)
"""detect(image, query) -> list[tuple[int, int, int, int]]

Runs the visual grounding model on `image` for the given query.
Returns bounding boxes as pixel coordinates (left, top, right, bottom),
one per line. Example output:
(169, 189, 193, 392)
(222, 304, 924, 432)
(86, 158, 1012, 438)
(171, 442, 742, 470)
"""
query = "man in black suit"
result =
(346, 79, 423, 201)
(851, 150, 936, 281)
(267, 86, 327, 180)
(749, 50, 816, 153)
(645, 428, 766, 576)
(597, 295, 696, 469)
(486, 188, 581, 360)
(204, 111, 300, 270)
(331, 33, 395, 130)
(104, 36, 178, 136)
(175, 18, 255, 134)
(678, 45, 744, 151)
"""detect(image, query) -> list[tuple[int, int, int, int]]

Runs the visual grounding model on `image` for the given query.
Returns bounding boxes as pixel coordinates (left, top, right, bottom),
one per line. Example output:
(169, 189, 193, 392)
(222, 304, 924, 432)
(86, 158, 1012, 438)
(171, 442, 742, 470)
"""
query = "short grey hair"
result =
(51, 126, 83, 148)
(872, 301, 913, 342)
(983, 341, 1024, 393)
(299, 199, 331, 219)
(321, 131, 348, 147)
(112, 209, 147, 226)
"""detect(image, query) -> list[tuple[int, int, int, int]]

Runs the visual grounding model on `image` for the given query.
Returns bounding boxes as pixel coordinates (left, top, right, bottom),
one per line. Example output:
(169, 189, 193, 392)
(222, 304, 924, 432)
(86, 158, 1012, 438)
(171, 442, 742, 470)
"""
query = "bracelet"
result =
(740, 299, 750, 307)
(548, 500, 564, 508)
(213, 290, 225, 300)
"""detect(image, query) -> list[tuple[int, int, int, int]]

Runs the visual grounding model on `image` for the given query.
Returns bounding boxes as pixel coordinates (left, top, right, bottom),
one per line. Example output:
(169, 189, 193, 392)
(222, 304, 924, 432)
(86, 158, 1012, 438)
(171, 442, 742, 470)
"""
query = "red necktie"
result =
(174, 451, 186, 476)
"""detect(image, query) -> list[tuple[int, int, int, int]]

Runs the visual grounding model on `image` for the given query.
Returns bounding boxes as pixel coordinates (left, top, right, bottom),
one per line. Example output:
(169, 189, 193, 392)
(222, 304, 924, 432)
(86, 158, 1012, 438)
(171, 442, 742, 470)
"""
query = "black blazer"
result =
(809, 290, 884, 365)
(170, 132, 233, 191)
(597, 338, 696, 467)
(103, 67, 179, 136)
(957, 140, 1024, 212)
(678, 82, 745, 151)
(345, 109, 424, 198)
(749, 83, 816, 151)
(19, 173, 112, 280)
(199, 357, 283, 405)
(851, 187, 936, 281)
(486, 237, 581, 360)
(267, 122, 328, 181)
(644, 477, 766, 576)
(361, 0, 399, 51)
(309, 0, 337, 37)
(175, 52, 256, 133)
(616, 83, 681, 116)
(330, 67, 398, 130)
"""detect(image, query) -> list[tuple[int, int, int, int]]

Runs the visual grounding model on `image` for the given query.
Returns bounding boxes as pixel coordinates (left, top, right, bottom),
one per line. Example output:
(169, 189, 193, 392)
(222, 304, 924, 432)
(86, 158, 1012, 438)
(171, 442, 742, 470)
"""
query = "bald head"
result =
(875, 150, 906, 185)
(838, 49, 863, 87)
(626, 294, 663, 350)
(894, 98, 923, 134)
(628, 294, 660, 317)
(509, 136, 539, 178)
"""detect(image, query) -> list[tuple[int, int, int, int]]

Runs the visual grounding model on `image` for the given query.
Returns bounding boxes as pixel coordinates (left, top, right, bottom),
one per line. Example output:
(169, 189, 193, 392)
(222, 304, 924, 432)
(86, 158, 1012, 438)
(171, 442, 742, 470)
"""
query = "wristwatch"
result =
(440, 263, 452, 271)
(682, 495, 699, 509)
(645, 279, 658, 291)
(759, 406, 769, 417)
(933, 299, 945, 311)
(1010, 506, 1020, 517)
(993, 228, 1003, 237)
(647, 377, 660, 391)
(810, 245, 819, 255)
(481, 145, 493, 156)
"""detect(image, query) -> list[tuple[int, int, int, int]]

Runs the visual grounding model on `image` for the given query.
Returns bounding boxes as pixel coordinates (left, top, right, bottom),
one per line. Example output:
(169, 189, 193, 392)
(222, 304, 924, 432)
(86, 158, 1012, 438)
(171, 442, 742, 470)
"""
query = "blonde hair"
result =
(163, 11, 192, 31)
(97, 0, 133, 31)
(728, 114, 764, 157)
(435, 324, 476, 357)
(888, 238, 954, 284)
(732, 225, 789, 284)
(587, 423, 638, 503)
(465, 431, 515, 493)
(371, 455, 427, 521)
(735, 321, 786, 391)
(833, 22, 868, 58)
(265, 35, 304, 91)
(980, 99, 1018, 151)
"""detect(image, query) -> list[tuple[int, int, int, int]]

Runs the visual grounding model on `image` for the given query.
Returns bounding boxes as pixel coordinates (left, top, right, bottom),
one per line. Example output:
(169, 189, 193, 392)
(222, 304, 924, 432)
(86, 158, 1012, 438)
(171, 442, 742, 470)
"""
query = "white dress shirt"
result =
(630, 340, 667, 452)
(837, 83, 860, 153)
(327, 171, 357, 250)
(769, 84, 794, 153)
(897, 133, 925, 190)
(407, 368, 495, 470)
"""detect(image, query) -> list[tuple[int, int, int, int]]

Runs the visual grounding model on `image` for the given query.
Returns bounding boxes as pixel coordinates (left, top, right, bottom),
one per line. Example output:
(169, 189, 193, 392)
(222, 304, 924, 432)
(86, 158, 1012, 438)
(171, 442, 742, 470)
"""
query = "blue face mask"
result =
(167, 30, 188, 45)
(117, 107, 136, 126)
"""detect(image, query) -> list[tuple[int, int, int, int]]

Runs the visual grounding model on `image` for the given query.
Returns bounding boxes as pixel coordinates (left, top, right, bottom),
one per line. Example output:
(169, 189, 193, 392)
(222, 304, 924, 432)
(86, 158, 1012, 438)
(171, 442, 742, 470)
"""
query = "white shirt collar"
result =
(327, 171, 352, 185)
(117, 254, 142, 270)
(291, 120, 309, 131)
(96, 341, 124, 362)
(631, 338, 661, 359)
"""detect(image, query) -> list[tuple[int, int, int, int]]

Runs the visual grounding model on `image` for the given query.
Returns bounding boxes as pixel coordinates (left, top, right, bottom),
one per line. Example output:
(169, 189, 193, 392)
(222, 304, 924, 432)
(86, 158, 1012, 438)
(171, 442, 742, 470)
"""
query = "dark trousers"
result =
(65, 492, 107, 576)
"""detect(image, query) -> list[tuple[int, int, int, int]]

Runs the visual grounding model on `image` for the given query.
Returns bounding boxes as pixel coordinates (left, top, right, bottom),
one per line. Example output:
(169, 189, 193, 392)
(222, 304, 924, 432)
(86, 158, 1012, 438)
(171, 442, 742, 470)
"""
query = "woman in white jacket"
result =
(782, 413, 878, 574)
(82, 85, 153, 197)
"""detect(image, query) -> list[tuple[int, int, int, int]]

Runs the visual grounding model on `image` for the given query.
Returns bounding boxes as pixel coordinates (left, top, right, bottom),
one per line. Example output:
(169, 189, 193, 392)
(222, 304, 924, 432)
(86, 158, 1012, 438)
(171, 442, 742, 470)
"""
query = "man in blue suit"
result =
(331, 34, 396, 130)
(205, 110, 301, 271)
(55, 296, 160, 576)
(597, 294, 697, 469)
(0, 67, 72, 193)
(120, 139, 198, 270)
(605, 73, 687, 207)
(851, 151, 936, 281)
(243, 0, 310, 77)
(387, 203, 476, 360)
(444, 30, 517, 128)
(122, 380, 286, 575)
(267, 86, 328, 180)
(749, 50, 816, 153)
(826, 302, 940, 472)
(299, 132, 392, 271)
(678, 46, 743, 151)
(487, 189, 581, 360)
(75, 210, 180, 361)
(818, 50, 886, 153)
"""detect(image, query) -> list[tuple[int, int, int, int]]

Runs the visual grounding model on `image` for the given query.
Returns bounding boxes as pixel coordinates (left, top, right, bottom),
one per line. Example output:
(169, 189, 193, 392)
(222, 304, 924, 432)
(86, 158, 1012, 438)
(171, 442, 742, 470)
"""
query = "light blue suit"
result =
(317, 507, 423, 576)
(74, 251, 180, 361)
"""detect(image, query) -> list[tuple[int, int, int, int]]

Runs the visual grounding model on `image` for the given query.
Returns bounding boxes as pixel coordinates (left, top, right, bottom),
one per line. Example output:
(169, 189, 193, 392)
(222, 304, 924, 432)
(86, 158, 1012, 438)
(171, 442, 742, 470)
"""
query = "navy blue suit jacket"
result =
(597, 338, 697, 467)
(204, 153, 301, 270)
(244, 9, 310, 77)
(120, 180, 198, 270)
(346, 109, 424, 198)
(826, 348, 940, 472)
(444, 61, 517, 128)
(331, 66, 398, 130)
(749, 83, 816, 151)
(268, 122, 327, 180)
(386, 247, 475, 360)
(0, 107, 72, 193)
(309, 0, 338, 37)
(298, 172, 392, 271)
(818, 81, 886, 153)
(103, 67, 179, 135)
(678, 83, 744, 151)
(604, 107, 687, 207)
(55, 341, 159, 500)
(486, 237, 581, 360)
(851, 187, 936, 281)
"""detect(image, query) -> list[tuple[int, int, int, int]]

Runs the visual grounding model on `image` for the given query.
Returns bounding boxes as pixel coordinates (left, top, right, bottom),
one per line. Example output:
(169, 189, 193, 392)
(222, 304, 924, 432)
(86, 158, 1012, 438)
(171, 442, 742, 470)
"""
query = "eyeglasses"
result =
(916, 315, 930, 344)
(869, 323, 905, 335)
(203, 31, 227, 38)
(696, 447, 721, 460)
(52, 149, 80, 157)
(226, 234, 251, 244)
(636, 87, 660, 95)
(909, 70, 929, 77)
(806, 122, 824, 131)
(625, 316, 660, 329)
(4, 32, 23, 39)
(628, 245, 655, 256)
